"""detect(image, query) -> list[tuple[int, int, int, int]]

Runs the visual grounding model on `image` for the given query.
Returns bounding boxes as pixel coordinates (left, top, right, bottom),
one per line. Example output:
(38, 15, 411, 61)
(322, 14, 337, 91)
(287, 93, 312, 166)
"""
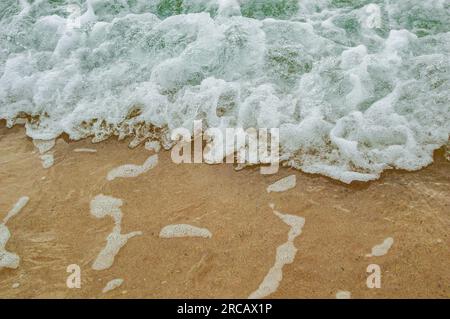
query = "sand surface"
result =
(0, 122, 449, 298)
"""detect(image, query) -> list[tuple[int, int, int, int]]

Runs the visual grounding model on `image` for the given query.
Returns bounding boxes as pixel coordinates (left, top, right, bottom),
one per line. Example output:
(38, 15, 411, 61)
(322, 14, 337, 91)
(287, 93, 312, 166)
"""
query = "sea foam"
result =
(107, 154, 158, 181)
(249, 204, 305, 299)
(266, 175, 296, 193)
(0, 1, 448, 183)
(0, 196, 29, 270)
(159, 224, 212, 238)
(102, 278, 124, 293)
(90, 194, 142, 270)
(366, 237, 394, 257)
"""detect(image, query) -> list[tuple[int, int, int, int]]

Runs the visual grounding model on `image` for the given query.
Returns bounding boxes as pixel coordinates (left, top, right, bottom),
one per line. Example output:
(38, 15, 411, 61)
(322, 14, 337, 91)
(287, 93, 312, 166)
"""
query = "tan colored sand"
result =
(0, 122, 449, 298)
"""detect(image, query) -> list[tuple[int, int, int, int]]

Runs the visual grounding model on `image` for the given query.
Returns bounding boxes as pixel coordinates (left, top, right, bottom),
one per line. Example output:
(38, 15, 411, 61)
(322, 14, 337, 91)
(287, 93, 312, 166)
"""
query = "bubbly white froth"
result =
(266, 175, 296, 193)
(102, 278, 124, 293)
(107, 154, 158, 181)
(39, 153, 54, 169)
(336, 290, 351, 299)
(3, 196, 29, 224)
(90, 194, 142, 270)
(90, 194, 123, 219)
(367, 237, 394, 257)
(33, 139, 55, 168)
(0, 224, 20, 270)
(145, 140, 161, 153)
(159, 224, 212, 238)
(74, 148, 97, 153)
(0, 196, 29, 270)
(249, 205, 305, 299)
(33, 139, 55, 154)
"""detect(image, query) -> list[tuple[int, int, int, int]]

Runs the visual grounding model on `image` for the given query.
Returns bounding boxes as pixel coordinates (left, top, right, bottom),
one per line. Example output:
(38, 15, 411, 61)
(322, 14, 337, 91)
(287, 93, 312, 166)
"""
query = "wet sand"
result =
(0, 122, 449, 298)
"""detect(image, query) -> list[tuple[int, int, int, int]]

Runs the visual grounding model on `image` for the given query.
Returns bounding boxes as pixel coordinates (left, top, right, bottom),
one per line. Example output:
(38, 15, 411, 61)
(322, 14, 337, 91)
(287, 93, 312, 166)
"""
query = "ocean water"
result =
(0, 0, 449, 182)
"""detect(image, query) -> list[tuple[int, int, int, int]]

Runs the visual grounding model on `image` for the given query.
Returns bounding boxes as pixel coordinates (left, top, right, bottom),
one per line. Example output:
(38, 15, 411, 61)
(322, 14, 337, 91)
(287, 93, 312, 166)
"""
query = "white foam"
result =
(336, 290, 351, 299)
(90, 194, 122, 220)
(12, 282, 20, 289)
(159, 224, 212, 239)
(0, 224, 20, 270)
(0, 196, 29, 270)
(249, 205, 305, 299)
(366, 237, 394, 257)
(102, 278, 124, 293)
(90, 194, 142, 270)
(3, 196, 29, 224)
(33, 139, 55, 168)
(74, 148, 97, 153)
(266, 175, 296, 193)
(33, 139, 55, 154)
(93, 231, 142, 270)
(39, 153, 54, 168)
(107, 154, 158, 181)
(144, 140, 161, 153)
(0, 1, 448, 183)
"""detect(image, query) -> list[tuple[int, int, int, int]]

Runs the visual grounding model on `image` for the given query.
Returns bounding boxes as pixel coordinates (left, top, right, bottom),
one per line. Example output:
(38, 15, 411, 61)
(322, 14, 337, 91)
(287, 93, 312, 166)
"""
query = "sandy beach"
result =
(0, 122, 448, 298)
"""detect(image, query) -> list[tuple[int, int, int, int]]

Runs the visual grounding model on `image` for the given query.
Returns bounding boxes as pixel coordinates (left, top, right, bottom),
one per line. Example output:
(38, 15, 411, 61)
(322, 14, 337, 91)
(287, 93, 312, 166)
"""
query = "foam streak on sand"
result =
(249, 205, 305, 299)
(33, 139, 55, 169)
(39, 154, 54, 169)
(3, 196, 29, 224)
(267, 175, 296, 193)
(102, 278, 124, 293)
(33, 139, 55, 154)
(0, 196, 29, 270)
(74, 148, 97, 153)
(107, 154, 158, 181)
(90, 195, 142, 270)
(144, 141, 161, 153)
(0, 224, 19, 270)
(159, 224, 212, 239)
(336, 290, 351, 299)
(367, 237, 394, 257)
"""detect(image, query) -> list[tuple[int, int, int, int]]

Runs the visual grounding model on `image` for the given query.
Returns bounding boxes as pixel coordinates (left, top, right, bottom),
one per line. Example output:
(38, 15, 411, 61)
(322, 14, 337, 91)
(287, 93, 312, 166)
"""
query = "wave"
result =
(0, 0, 449, 182)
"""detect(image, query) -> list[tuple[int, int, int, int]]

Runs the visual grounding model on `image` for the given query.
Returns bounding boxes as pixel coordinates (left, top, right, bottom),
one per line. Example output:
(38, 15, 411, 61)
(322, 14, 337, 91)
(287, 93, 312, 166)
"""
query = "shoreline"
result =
(2, 119, 447, 188)
(0, 123, 449, 298)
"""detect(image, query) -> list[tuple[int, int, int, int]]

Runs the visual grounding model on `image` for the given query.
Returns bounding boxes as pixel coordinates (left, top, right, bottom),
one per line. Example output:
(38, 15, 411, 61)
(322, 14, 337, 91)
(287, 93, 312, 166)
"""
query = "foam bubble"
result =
(336, 290, 351, 299)
(0, 1, 448, 183)
(144, 140, 161, 153)
(33, 139, 55, 168)
(74, 148, 97, 153)
(0, 224, 20, 270)
(102, 278, 124, 293)
(366, 237, 394, 257)
(107, 154, 158, 181)
(249, 205, 305, 299)
(39, 153, 54, 169)
(90, 194, 142, 270)
(0, 196, 29, 270)
(159, 224, 212, 239)
(3, 196, 29, 224)
(266, 175, 296, 193)
(93, 231, 142, 271)
(90, 194, 122, 220)
(33, 139, 55, 154)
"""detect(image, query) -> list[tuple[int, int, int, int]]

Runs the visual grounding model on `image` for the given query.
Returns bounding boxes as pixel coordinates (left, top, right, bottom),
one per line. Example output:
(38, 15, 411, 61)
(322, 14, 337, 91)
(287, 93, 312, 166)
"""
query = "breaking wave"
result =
(0, 0, 449, 182)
